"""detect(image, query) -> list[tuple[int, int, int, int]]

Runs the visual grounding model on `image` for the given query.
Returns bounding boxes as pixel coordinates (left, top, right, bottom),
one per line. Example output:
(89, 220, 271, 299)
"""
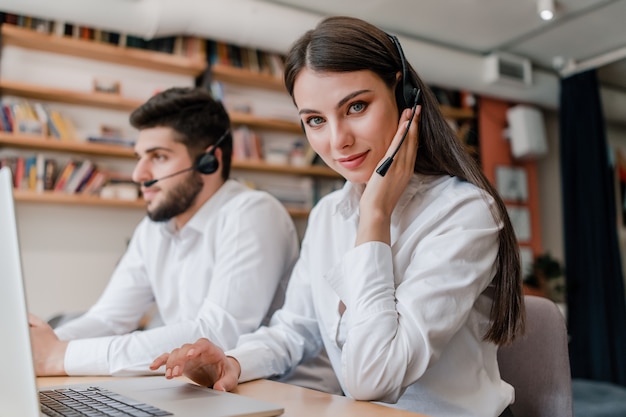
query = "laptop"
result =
(0, 166, 284, 417)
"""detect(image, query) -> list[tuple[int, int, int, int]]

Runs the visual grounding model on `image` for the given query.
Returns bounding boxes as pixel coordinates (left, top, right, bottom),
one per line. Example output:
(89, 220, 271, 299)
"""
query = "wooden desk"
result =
(37, 377, 429, 417)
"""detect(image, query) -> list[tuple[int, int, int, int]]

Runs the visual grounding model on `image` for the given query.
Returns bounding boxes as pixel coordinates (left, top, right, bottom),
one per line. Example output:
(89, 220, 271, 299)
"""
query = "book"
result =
(53, 160, 76, 191)
(1, 104, 13, 132)
(106, 31, 121, 46)
(216, 41, 230, 65)
(2, 13, 19, 25)
(13, 156, 25, 189)
(24, 156, 37, 190)
(173, 36, 185, 56)
(246, 47, 260, 73)
(48, 110, 77, 141)
(75, 166, 97, 193)
(52, 20, 66, 37)
(126, 35, 147, 49)
(79, 26, 94, 40)
(63, 159, 95, 193)
(206, 40, 219, 65)
(232, 126, 263, 161)
(86, 136, 135, 147)
(63, 23, 74, 37)
(43, 158, 57, 191)
(80, 170, 107, 195)
(31, 18, 51, 33)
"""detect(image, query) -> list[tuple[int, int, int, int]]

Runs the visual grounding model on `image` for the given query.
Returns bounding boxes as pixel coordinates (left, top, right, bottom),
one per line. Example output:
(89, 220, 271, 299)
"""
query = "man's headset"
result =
(142, 129, 230, 187)
(376, 35, 422, 177)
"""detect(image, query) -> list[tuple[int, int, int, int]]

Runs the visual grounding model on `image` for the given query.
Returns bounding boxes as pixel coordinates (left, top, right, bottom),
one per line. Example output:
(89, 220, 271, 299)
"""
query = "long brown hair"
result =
(284, 16, 524, 345)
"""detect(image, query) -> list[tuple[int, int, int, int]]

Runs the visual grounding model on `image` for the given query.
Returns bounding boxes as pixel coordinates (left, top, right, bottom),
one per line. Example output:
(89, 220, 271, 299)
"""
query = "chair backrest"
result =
(497, 295, 573, 417)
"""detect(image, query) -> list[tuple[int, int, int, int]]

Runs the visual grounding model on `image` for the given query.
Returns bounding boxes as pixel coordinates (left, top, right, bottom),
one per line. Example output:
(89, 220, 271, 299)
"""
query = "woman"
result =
(151, 16, 524, 417)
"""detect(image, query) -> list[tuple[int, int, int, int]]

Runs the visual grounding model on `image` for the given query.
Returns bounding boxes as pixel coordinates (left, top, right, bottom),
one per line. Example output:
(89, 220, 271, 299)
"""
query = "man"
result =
(28, 87, 300, 376)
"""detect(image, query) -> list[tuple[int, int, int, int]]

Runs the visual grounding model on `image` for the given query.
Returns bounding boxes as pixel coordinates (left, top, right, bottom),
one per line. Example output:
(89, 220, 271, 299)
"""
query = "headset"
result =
(142, 129, 230, 187)
(375, 34, 422, 177)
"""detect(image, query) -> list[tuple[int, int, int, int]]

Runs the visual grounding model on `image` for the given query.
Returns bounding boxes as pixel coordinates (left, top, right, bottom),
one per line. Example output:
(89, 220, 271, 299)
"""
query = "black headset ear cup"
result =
(389, 34, 419, 110)
(196, 152, 219, 175)
(396, 81, 417, 110)
(404, 85, 418, 109)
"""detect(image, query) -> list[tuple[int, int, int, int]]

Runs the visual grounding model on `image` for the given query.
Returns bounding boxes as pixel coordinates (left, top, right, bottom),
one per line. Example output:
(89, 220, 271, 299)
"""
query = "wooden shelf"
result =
(229, 111, 301, 133)
(13, 188, 310, 217)
(0, 132, 136, 158)
(0, 133, 342, 179)
(212, 64, 285, 92)
(0, 79, 143, 112)
(13, 189, 145, 209)
(440, 105, 475, 120)
(0, 80, 301, 132)
(233, 159, 340, 178)
(1, 25, 206, 77)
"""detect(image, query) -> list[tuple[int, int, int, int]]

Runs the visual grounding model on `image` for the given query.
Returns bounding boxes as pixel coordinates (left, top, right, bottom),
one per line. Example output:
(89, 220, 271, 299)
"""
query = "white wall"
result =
(18, 204, 145, 318)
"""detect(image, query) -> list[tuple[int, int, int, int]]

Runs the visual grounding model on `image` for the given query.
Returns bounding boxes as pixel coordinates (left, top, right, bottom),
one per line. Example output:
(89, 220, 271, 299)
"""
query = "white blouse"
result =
(56, 180, 299, 376)
(230, 174, 514, 417)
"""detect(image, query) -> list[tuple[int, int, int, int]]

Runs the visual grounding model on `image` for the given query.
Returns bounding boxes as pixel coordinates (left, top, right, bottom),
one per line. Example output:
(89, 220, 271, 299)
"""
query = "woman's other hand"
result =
(357, 106, 420, 246)
(150, 338, 241, 391)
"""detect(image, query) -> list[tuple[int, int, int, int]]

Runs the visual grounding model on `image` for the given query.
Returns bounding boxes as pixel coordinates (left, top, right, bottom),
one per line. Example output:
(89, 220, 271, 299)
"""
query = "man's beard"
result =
(147, 171, 204, 222)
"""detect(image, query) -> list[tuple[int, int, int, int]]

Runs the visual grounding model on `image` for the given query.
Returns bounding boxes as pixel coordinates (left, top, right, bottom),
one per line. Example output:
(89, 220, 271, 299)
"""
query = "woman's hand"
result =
(357, 106, 421, 246)
(150, 338, 241, 391)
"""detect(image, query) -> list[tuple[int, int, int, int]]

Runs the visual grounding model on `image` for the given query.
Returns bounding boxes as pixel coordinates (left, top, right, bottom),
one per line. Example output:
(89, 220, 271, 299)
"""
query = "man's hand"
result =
(28, 314, 68, 376)
(150, 338, 241, 392)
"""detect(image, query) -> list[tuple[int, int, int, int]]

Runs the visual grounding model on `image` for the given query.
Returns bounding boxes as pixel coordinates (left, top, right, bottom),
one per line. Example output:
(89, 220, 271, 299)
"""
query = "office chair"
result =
(497, 295, 573, 417)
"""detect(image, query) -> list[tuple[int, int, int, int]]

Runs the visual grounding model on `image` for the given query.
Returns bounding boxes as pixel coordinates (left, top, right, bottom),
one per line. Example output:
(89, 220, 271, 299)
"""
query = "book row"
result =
(231, 126, 318, 168)
(0, 11, 206, 59)
(206, 40, 285, 78)
(0, 100, 78, 140)
(0, 11, 285, 76)
(0, 155, 138, 200)
(1, 99, 136, 147)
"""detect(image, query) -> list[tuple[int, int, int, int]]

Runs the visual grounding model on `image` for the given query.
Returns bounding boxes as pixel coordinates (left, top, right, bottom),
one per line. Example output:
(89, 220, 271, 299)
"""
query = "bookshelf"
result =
(0, 79, 308, 133)
(1, 24, 206, 76)
(13, 188, 145, 208)
(0, 24, 342, 218)
(0, 133, 333, 217)
(0, 24, 210, 210)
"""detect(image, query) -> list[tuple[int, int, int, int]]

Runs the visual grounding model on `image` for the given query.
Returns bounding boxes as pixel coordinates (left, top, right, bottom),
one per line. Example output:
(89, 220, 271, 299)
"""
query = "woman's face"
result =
(293, 68, 399, 184)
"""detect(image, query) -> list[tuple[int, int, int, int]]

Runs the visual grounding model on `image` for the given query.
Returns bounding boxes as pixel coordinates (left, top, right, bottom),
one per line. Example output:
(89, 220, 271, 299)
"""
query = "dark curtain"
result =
(560, 69, 626, 386)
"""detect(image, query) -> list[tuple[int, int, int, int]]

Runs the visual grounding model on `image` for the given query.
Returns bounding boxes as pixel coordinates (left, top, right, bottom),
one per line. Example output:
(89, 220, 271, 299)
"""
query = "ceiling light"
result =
(537, 0, 555, 20)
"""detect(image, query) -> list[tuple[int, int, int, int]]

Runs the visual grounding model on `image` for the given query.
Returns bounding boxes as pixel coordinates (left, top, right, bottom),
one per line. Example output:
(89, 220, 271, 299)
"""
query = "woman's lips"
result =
(337, 151, 368, 169)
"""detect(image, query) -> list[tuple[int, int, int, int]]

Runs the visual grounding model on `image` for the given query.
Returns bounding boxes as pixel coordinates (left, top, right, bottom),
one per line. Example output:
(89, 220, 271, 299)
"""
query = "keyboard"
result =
(40, 386, 173, 416)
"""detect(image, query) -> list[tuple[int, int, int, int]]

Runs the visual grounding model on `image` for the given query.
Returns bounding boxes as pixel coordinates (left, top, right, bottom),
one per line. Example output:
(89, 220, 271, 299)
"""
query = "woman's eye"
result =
(349, 102, 367, 114)
(307, 116, 325, 127)
(152, 154, 167, 162)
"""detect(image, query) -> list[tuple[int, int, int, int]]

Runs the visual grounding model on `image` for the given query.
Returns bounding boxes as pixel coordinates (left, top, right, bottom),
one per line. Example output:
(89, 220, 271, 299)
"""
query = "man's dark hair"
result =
(130, 87, 233, 180)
